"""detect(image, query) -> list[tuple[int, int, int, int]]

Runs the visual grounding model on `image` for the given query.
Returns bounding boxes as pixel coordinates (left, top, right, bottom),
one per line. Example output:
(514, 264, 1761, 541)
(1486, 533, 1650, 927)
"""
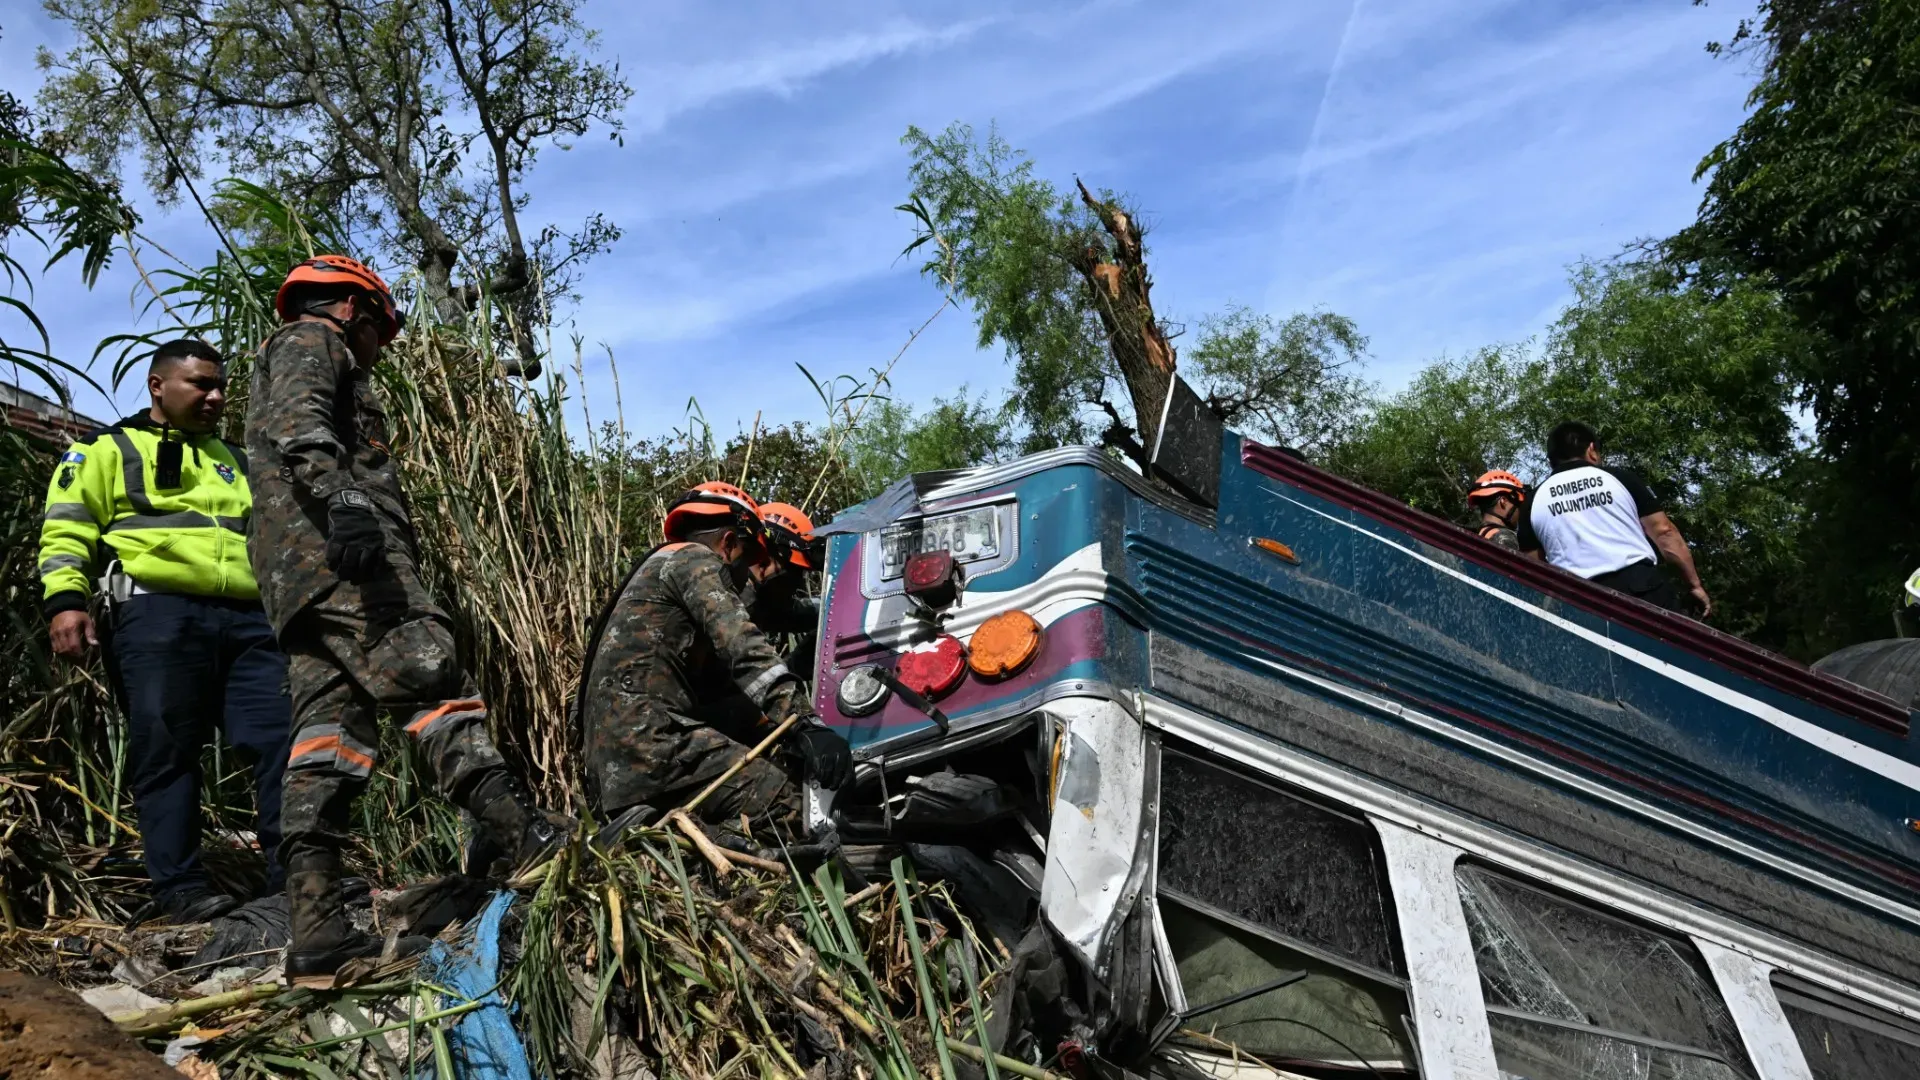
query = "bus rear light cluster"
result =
(834, 608, 1046, 722)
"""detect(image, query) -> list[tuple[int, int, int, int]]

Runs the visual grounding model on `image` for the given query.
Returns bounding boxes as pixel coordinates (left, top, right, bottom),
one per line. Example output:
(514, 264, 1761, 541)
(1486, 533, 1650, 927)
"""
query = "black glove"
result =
(325, 489, 387, 583)
(792, 721, 853, 790)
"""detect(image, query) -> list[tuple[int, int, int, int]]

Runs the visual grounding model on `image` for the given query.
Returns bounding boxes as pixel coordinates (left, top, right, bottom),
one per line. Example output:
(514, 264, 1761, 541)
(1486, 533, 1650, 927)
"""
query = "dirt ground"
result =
(0, 968, 176, 1079)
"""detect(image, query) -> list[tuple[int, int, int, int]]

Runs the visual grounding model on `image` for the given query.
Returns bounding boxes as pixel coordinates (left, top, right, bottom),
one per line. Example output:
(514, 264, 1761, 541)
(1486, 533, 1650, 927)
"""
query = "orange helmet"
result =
(1469, 469, 1527, 502)
(664, 481, 766, 543)
(759, 502, 822, 570)
(275, 255, 407, 344)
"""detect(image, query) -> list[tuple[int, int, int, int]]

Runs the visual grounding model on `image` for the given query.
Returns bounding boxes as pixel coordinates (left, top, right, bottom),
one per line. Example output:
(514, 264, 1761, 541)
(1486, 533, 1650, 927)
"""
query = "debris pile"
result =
(7, 816, 1050, 1080)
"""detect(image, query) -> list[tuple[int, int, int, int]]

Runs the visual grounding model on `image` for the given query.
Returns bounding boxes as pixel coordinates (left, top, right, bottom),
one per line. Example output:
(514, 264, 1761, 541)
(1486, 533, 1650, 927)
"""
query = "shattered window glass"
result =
(1157, 749, 1399, 975)
(1772, 973, 1920, 1080)
(1160, 895, 1418, 1074)
(1485, 1015, 1745, 1080)
(1456, 864, 1756, 1080)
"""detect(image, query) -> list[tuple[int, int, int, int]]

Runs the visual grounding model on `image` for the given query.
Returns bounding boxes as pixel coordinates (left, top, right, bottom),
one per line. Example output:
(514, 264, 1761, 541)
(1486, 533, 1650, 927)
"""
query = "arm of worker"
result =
(671, 550, 811, 726)
(39, 438, 115, 659)
(1641, 511, 1711, 617)
(1514, 497, 1548, 562)
(256, 322, 359, 502)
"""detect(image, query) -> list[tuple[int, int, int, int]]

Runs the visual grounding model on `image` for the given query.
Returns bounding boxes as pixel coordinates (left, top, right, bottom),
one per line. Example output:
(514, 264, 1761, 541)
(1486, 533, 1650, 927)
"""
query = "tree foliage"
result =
(37, 0, 631, 367)
(901, 122, 1370, 464)
(1672, 0, 1920, 642)
(844, 390, 1010, 496)
(1322, 345, 1531, 518)
(1324, 260, 1818, 652)
(901, 122, 1119, 453)
(0, 29, 138, 403)
(1186, 306, 1371, 455)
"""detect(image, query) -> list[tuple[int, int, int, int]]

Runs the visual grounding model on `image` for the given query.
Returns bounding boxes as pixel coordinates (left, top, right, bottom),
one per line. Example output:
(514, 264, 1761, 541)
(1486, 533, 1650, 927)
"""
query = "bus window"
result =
(1158, 749, 1399, 972)
(1455, 864, 1755, 1080)
(1771, 973, 1920, 1080)
(1156, 748, 1417, 1074)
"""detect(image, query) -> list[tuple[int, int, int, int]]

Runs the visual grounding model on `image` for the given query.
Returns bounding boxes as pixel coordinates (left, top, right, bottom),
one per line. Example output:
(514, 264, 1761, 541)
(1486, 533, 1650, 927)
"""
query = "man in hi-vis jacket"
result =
(38, 338, 290, 924)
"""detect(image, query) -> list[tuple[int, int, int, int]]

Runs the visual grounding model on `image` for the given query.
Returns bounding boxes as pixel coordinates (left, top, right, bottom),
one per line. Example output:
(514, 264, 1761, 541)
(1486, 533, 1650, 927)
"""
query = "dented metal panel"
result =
(1040, 696, 1149, 971)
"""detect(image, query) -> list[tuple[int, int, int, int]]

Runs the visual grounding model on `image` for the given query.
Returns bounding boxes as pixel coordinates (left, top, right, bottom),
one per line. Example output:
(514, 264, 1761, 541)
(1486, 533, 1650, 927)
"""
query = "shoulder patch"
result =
(59, 450, 85, 464)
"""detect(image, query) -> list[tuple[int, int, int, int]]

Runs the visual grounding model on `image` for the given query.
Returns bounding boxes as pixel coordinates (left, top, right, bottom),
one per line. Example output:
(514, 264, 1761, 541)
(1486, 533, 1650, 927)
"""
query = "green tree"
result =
(901, 123, 1117, 453)
(0, 30, 137, 401)
(1527, 261, 1814, 649)
(37, 0, 630, 369)
(844, 390, 1008, 498)
(1321, 345, 1530, 517)
(901, 121, 1371, 465)
(1186, 305, 1371, 455)
(1671, 0, 1920, 641)
(1327, 260, 1818, 653)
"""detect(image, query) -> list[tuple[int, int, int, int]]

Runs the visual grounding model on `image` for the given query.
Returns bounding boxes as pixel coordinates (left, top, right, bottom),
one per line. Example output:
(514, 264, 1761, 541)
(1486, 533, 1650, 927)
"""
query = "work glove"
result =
(792, 720, 854, 790)
(325, 489, 387, 583)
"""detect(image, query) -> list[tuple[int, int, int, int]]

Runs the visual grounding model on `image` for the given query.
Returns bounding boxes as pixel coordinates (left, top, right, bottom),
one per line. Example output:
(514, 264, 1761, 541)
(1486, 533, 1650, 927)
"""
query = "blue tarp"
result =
(420, 891, 532, 1080)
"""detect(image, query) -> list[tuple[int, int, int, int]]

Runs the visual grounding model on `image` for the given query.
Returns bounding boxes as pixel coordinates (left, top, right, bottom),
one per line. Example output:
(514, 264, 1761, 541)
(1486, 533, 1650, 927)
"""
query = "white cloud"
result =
(625, 17, 998, 136)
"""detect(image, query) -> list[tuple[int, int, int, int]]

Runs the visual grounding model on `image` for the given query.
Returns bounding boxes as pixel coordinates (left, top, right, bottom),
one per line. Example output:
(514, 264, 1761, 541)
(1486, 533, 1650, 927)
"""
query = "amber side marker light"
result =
(1907, 817, 1920, 835)
(1250, 536, 1300, 564)
(969, 609, 1043, 679)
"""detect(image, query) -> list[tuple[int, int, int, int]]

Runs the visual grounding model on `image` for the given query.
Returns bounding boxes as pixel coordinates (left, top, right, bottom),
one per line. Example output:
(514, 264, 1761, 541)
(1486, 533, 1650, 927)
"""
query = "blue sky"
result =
(1, 0, 1759, 437)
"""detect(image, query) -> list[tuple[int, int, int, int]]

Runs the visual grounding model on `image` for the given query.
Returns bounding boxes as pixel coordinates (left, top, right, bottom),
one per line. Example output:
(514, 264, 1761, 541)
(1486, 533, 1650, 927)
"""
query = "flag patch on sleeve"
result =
(59, 451, 85, 464)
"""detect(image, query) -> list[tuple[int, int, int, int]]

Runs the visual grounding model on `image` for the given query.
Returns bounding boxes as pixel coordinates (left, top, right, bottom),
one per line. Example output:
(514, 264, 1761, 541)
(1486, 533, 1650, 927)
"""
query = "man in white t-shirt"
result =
(1518, 422, 1712, 618)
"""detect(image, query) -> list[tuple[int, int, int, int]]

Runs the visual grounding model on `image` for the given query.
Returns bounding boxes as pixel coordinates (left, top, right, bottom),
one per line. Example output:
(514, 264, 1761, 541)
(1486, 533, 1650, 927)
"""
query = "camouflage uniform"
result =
(1478, 522, 1521, 551)
(581, 543, 813, 825)
(246, 322, 509, 869)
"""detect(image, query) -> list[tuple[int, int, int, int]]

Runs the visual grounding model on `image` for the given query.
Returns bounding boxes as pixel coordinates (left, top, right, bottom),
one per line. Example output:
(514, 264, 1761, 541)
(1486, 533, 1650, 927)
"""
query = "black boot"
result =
(157, 885, 239, 925)
(465, 770, 575, 881)
(284, 852, 428, 988)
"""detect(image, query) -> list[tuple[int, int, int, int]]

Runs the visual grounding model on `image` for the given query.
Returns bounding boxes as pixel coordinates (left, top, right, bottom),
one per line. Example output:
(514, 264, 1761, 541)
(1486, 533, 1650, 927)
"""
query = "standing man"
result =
(1466, 470, 1527, 551)
(1519, 421, 1712, 617)
(38, 339, 290, 924)
(250, 255, 565, 986)
(579, 482, 851, 836)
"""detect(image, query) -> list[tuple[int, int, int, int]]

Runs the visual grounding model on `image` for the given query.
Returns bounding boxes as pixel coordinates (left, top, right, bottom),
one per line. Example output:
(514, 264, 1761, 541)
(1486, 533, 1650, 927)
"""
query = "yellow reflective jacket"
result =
(38, 413, 260, 616)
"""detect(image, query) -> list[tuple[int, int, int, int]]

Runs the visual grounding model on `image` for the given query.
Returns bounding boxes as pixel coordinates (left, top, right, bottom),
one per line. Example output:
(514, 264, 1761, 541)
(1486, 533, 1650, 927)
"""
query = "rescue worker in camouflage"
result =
(248, 255, 566, 986)
(749, 501, 824, 675)
(579, 482, 852, 834)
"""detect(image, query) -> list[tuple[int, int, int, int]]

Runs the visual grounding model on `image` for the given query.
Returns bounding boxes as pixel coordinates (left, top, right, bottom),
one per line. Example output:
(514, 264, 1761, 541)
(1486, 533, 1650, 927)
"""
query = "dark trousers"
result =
(107, 592, 293, 898)
(1590, 559, 1684, 614)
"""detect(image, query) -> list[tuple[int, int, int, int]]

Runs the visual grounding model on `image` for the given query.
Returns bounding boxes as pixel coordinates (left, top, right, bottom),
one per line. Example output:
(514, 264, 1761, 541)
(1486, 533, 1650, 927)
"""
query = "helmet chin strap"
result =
(303, 294, 380, 340)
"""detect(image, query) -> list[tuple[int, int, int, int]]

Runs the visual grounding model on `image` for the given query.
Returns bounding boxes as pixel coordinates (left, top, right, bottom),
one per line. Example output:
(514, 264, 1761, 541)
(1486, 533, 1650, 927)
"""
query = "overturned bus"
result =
(804, 388, 1920, 1080)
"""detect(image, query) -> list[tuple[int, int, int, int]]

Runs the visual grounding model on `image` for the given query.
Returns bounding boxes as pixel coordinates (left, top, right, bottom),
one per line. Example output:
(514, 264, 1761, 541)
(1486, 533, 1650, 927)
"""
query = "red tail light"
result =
(904, 549, 961, 608)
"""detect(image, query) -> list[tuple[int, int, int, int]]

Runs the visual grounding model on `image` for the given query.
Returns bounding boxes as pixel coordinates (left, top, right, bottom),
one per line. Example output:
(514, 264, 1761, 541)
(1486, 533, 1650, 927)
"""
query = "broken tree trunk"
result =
(1070, 178, 1178, 468)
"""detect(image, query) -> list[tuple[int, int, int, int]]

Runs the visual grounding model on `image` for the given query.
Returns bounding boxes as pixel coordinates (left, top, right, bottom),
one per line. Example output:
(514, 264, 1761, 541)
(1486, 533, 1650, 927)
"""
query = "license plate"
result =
(878, 506, 1001, 580)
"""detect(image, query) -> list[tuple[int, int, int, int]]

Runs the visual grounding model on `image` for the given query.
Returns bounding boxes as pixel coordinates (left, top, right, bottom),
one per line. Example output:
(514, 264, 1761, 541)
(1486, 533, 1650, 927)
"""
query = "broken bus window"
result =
(1157, 748, 1417, 1073)
(1456, 863, 1755, 1080)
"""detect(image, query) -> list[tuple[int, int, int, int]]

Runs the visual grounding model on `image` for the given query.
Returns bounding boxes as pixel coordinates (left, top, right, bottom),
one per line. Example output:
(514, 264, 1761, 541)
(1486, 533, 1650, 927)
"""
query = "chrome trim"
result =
(852, 713, 1033, 777)
(916, 445, 1215, 525)
(850, 680, 1122, 762)
(836, 563, 1149, 662)
(1151, 635, 1920, 933)
(858, 494, 1021, 600)
(1145, 694, 1920, 1023)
